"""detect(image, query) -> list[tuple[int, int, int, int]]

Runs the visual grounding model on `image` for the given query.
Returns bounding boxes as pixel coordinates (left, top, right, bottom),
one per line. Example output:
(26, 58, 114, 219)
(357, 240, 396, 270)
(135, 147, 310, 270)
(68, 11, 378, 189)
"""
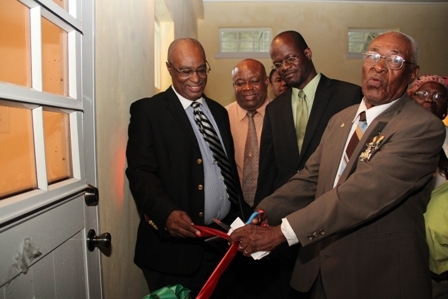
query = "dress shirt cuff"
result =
(281, 218, 299, 246)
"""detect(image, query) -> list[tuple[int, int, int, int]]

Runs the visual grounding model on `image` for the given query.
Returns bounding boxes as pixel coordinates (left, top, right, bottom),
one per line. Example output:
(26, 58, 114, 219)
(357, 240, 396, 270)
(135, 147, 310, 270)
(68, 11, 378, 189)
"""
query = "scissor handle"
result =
(245, 209, 265, 224)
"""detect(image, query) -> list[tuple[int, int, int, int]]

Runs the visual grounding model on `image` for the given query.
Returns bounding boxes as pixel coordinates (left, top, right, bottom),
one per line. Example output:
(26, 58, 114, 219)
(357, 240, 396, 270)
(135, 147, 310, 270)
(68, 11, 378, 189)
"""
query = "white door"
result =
(0, 0, 105, 298)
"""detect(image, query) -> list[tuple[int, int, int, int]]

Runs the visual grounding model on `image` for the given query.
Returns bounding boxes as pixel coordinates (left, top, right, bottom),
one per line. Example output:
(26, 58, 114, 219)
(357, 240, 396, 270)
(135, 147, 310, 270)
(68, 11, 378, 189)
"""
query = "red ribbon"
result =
(193, 225, 238, 299)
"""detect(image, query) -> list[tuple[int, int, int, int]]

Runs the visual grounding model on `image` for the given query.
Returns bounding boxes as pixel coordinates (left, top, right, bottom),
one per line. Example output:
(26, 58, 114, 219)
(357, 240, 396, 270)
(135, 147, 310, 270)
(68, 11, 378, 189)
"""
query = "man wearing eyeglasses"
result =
(230, 31, 445, 299)
(255, 30, 362, 205)
(254, 30, 363, 298)
(126, 38, 248, 298)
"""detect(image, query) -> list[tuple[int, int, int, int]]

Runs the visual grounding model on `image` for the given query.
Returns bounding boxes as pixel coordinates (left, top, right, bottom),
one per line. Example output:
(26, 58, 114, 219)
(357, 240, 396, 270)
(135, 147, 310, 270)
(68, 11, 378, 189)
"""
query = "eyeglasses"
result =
(233, 79, 262, 88)
(362, 51, 415, 70)
(272, 55, 300, 70)
(167, 61, 211, 78)
(414, 91, 447, 102)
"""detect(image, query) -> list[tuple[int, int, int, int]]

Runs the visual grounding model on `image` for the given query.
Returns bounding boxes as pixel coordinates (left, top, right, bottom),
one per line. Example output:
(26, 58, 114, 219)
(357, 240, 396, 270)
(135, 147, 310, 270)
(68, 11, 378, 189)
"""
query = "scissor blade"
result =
(212, 218, 231, 232)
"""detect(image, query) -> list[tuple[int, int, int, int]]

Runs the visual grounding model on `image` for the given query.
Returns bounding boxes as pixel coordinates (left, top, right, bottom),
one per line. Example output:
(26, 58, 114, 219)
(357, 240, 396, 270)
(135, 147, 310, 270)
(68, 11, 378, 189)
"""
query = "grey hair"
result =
(376, 31, 419, 64)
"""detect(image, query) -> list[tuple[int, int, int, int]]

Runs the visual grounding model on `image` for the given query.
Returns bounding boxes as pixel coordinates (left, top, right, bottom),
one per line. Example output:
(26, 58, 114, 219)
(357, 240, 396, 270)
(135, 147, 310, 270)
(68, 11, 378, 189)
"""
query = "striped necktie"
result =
(191, 101, 238, 205)
(344, 111, 367, 163)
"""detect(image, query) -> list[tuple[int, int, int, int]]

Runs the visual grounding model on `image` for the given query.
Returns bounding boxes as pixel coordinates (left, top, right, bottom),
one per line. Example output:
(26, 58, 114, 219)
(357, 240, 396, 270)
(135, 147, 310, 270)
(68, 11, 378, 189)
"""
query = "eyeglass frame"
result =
(414, 90, 447, 102)
(271, 55, 301, 71)
(362, 51, 416, 70)
(167, 61, 211, 78)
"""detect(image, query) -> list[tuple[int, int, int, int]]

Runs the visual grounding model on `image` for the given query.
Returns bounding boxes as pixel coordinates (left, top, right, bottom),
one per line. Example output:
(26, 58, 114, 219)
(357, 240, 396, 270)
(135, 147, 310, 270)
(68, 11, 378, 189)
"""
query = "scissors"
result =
(205, 210, 266, 242)
(246, 210, 265, 224)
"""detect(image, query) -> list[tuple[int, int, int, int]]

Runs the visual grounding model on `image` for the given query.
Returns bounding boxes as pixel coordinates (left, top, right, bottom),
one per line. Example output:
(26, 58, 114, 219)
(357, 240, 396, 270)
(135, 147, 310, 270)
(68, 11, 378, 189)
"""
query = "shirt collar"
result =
(235, 97, 272, 121)
(302, 73, 321, 102)
(353, 97, 398, 125)
(171, 86, 204, 110)
(292, 73, 321, 101)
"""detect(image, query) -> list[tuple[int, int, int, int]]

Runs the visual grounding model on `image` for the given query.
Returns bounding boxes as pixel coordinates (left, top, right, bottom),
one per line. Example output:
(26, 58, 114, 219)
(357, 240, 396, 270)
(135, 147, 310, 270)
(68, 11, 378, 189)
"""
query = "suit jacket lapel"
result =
(338, 120, 388, 183)
(338, 96, 407, 183)
(282, 90, 301, 156)
(163, 87, 200, 152)
(276, 89, 301, 157)
(300, 75, 331, 161)
(322, 107, 355, 191)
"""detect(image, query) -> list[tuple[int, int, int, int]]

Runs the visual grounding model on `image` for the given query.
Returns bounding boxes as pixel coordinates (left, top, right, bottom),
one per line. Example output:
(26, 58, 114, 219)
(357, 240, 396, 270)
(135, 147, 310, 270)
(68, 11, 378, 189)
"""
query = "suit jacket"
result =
(258, 95, 445, 299)
(255, 74, 363, 206)
(126, 87, 249, 275)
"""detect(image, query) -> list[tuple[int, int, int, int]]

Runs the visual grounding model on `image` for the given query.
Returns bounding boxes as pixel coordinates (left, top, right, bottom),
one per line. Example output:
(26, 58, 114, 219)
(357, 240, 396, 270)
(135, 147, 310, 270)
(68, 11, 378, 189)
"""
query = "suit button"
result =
(198, 184, 203, 190)
(308, 234, 314, 240)
(319, 229, 325, 236)
(198, 212, 204, 218)
(197, 158, 202, 164)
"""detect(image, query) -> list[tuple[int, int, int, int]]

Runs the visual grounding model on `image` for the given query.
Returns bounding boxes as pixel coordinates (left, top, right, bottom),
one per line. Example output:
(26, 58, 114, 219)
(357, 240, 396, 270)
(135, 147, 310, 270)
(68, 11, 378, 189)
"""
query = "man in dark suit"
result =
(230, 31, 445, 299)
(255, 30, 363, 204)
(254, 30, 363, 298)
(126, 38, 249, 298)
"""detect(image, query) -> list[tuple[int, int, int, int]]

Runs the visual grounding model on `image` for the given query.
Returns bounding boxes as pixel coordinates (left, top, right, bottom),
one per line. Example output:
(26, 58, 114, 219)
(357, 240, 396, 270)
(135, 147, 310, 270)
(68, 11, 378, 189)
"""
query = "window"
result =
(347, 29, 393, 59)
(216, 28, 271, 59)
(0, 0, 87, 209)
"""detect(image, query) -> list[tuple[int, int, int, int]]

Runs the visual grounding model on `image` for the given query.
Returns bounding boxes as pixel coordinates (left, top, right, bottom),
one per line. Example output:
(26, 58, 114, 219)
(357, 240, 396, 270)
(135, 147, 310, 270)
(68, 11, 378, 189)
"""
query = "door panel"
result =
(0, 194, 87, 298)
(0, 0, 102, 297)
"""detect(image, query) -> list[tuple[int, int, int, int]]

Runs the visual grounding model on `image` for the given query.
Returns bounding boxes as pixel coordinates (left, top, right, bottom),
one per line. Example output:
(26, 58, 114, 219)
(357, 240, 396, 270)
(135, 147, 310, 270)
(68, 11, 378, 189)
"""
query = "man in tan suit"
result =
(229, 31, 445, 299)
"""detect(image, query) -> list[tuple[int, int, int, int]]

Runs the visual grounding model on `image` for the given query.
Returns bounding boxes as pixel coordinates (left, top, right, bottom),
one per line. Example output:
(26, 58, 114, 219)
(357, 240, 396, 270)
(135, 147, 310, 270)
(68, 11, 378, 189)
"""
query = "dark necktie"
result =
(242, 111, 258, 207)
(191, 101, 238, 205)
(344, 111, 367, 162)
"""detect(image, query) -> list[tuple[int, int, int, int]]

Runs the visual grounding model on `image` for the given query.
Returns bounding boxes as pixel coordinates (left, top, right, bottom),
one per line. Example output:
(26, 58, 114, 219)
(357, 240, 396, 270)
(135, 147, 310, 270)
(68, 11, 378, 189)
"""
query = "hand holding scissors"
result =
(228, 210, 286, 256)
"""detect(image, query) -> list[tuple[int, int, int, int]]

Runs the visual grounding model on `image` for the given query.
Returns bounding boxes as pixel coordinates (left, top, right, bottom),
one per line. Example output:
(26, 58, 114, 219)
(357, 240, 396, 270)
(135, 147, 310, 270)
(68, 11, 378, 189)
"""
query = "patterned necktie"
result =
(295, 89, 308, 153)
(344, 111, 367, 163)
(242, 111, 258, 207)
(191, 101, 238, 205)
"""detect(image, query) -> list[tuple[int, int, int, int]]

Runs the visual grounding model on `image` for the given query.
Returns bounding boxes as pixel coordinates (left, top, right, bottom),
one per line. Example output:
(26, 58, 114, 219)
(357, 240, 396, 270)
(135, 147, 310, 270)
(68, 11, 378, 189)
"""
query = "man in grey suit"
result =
(230, 31, 445, 299)
(254, 30, 363, 298)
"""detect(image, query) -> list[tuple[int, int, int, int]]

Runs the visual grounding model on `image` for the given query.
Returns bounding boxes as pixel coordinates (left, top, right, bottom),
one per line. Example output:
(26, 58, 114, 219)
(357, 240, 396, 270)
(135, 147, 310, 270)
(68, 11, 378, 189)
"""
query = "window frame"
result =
(215, 27, 272, 59)
(346, 28, 395, 59)
(0, 0, 89, 224)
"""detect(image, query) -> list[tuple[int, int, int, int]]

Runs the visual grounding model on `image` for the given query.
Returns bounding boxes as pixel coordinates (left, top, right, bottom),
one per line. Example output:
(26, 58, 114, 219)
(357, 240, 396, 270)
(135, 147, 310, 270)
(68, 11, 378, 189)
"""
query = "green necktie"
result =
(294, 89, 308, 153)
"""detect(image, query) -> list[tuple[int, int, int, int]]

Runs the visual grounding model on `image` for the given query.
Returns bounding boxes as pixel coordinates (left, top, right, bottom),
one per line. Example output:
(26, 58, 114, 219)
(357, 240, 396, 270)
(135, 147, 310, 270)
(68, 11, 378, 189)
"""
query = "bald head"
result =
(231, 59, 269, 111)
(269, 30, 316, 89)
(166, 38, 208, 101)
(232, 59, 267, 79)
(271, 30, 308, 53)
(167, 38, 206, 62)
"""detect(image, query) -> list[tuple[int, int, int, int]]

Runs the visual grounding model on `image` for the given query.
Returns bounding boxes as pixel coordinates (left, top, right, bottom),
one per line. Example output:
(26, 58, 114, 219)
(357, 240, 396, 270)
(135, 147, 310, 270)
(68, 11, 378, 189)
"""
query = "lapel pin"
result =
(341, 123, 345, 127)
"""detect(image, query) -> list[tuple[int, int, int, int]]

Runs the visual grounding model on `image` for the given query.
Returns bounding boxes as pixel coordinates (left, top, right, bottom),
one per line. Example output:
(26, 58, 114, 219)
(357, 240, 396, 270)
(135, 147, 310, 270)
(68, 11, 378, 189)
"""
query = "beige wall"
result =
(95, 1, 154, 299)
(95, 1, 200, 299)
(199, 2, 448, 106)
